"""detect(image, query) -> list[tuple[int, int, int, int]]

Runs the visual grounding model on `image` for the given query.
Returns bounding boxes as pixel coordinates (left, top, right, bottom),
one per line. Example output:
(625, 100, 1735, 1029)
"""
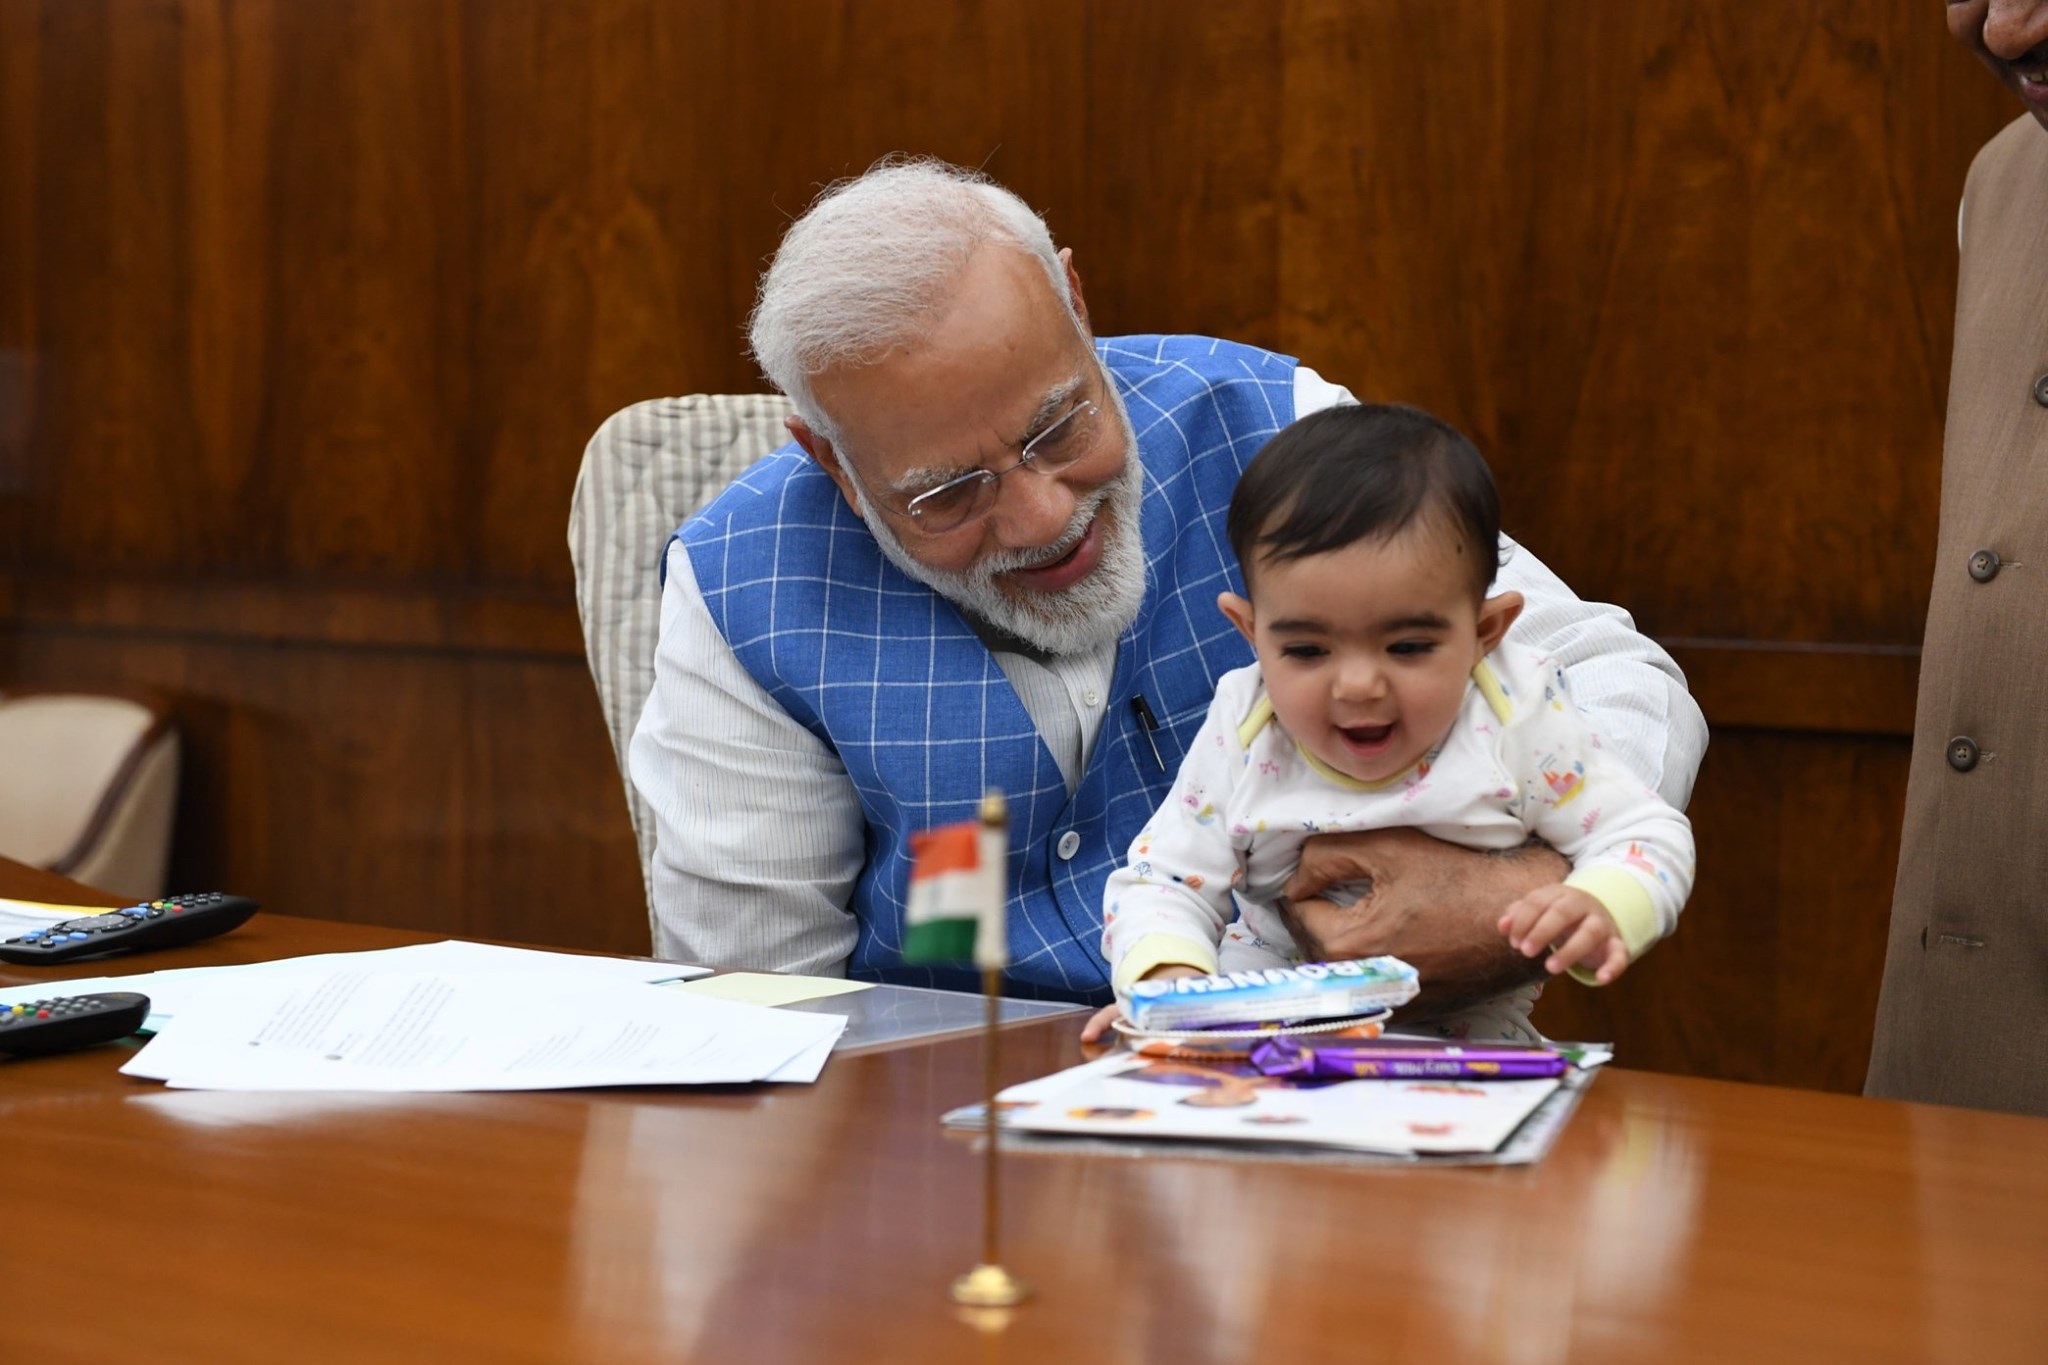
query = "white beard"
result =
(847, 395, 1148, 657)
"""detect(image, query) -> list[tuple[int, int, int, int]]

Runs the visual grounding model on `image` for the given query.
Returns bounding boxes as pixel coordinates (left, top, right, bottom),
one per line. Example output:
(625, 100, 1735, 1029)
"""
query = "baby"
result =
(1097, 403, 1694, 1042)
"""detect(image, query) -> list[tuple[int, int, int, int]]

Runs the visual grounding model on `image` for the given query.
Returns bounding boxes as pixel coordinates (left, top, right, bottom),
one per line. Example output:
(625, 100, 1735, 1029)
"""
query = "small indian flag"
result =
(903, 794, 1009, 969)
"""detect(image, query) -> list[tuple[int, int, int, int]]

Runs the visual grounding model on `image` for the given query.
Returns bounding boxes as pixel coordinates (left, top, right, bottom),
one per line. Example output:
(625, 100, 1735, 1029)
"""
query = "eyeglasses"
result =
(892, 398, 1104, 535)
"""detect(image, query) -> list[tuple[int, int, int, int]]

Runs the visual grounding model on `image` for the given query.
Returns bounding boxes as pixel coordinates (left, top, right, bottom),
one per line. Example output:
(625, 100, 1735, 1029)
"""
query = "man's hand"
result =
(1079, 964, 1207, 1043)
(1280, 827, 1567, 1016)
(1499, 884, 1630, 985)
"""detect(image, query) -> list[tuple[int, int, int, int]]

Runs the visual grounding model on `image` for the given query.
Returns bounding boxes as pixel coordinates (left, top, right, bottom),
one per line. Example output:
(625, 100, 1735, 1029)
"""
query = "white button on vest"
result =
(1056, 831, 1082, 860)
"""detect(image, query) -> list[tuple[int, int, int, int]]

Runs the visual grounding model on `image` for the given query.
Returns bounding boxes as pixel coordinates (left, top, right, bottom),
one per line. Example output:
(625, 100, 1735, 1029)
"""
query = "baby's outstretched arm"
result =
(1498, 885, 1630, 985)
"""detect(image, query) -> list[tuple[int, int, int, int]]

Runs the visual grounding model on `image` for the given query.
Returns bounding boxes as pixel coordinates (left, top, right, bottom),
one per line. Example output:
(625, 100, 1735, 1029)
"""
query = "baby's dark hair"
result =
(1227, 403, 1502, 599)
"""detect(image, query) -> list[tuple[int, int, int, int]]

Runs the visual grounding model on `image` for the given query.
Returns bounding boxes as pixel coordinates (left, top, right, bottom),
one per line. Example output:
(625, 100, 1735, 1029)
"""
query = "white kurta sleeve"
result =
(627, 541, 865, 975)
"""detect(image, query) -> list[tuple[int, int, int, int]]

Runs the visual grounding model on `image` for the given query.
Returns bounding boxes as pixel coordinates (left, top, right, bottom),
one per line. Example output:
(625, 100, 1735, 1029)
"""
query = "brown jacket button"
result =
(1969, 549, 2001, 582)
(2035, 372, 2048, 407)
(1947, 736, 1980, 772)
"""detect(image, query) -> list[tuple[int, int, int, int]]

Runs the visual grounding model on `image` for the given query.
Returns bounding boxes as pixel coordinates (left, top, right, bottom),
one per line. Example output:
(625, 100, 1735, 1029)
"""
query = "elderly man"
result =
(629, 159, 1705, 1005)
(1867, 0, 2048, 1116)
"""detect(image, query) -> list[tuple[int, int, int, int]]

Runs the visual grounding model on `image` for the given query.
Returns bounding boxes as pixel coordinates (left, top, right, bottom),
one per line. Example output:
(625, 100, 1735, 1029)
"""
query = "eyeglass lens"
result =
(907, 400, 1099, 531)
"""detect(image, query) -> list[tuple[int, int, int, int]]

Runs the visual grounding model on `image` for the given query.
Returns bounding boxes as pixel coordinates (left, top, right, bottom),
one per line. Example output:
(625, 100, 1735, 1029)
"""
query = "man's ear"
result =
(1475, 589, 1524, 656)
(1217, 590, 1257, 646)
(1058, 248, 1092, 334)
(788, 415, 863, 516)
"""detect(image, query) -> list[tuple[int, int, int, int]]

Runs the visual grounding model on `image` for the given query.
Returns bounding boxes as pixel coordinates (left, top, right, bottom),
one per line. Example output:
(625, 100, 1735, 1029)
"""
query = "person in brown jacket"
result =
(1867, 0, 2048, 1117)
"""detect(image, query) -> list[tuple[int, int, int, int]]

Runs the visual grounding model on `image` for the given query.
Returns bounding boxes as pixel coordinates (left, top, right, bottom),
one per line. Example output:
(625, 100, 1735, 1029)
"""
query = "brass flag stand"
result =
(949, 790, 1032, 1309)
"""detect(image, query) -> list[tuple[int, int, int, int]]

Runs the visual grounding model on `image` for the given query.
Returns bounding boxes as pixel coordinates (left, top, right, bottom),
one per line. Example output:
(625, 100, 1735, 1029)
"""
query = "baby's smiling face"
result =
(1221, 522, 1521, 785)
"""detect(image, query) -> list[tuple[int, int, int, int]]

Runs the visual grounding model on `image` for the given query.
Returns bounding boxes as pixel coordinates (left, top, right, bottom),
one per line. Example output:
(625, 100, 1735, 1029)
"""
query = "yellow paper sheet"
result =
(675, 972, 875, 1008)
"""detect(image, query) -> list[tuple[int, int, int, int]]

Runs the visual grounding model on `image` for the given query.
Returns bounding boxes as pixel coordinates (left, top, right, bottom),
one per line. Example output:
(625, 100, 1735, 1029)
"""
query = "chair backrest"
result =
(568, 393, 796, 919)
(0, 687, 181, 901)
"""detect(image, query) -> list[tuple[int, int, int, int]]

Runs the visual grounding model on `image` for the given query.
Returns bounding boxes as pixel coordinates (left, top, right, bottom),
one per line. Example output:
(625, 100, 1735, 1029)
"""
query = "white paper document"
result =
(0, 939, 709, 1030)
(0, 897, 82, 938)
(121, 969, 843, 1091)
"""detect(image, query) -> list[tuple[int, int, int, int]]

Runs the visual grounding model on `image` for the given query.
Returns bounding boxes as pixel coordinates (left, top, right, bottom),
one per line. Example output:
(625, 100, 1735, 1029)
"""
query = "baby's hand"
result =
(1080, 964, 1208, 1043)
(1079, 1001, 1125, 1044)
(1498, 886, 1629, 985)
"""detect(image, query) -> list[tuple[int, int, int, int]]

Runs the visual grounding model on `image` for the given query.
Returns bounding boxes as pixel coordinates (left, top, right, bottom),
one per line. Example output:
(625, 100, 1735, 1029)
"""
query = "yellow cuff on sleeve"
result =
(1113, 933, 1219, 997)
(1559, 866, 1661, 986)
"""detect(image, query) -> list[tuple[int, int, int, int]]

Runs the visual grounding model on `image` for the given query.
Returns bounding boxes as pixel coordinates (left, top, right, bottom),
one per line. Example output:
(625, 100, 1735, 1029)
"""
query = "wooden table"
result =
(4, 860, 2045, 1362)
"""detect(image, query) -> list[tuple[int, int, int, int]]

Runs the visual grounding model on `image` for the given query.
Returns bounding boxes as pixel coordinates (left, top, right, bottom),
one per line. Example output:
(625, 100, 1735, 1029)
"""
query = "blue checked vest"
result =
(676, 336, 1298, 1001)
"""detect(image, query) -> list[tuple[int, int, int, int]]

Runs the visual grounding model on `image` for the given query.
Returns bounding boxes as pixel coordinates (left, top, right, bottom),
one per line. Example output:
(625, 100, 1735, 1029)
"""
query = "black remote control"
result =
(0, 992, 152, 1058)
(0, 892, 261, 965)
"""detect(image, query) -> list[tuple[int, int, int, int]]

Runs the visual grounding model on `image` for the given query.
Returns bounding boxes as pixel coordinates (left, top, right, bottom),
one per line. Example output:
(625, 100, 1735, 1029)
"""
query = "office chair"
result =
(0, 687, 181, 901)
(568, 393, 796, 920)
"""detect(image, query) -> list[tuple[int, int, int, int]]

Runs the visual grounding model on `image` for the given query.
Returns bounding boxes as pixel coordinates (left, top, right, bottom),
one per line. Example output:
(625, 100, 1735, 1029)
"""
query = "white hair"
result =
(747, 157, 1076, 441)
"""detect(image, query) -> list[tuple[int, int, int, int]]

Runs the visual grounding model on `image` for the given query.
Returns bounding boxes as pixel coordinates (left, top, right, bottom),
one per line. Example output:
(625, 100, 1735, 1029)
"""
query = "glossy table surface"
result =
(4, 859, 2045, 1362)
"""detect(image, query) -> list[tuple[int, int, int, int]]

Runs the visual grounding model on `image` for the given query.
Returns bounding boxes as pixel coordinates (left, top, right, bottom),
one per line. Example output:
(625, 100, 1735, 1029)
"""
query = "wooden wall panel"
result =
(0, 1, 2026, 1091)
(1081, 3, 1283, 345)
(1279, 1, 2003, 652)
(8, 620, 646, 954)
